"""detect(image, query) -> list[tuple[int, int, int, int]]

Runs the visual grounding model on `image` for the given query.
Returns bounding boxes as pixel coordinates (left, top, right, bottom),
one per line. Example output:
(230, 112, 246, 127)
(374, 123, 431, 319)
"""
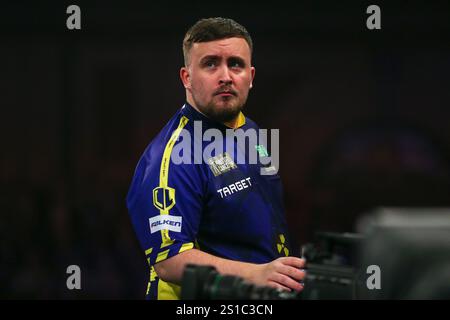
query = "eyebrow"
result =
(200, 55, 221, 64)
(199, 55, 246, 66)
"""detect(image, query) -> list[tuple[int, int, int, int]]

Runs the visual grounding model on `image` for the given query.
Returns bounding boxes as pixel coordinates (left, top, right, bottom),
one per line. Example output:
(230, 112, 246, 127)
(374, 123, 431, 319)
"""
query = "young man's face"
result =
(181, 37, 255, 126)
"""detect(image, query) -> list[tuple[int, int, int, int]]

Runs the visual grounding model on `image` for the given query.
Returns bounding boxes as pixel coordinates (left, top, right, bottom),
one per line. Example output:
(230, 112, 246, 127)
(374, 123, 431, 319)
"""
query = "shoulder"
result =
(127, 108, 191, 203)
(141, 109, 190, 160)
(133, 108, 205, 184)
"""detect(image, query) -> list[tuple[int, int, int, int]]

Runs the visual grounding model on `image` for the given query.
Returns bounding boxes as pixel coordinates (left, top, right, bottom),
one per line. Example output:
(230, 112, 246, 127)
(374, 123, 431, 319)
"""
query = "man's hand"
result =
(249, 257, 306, 292)
(154, 249, 306, 292)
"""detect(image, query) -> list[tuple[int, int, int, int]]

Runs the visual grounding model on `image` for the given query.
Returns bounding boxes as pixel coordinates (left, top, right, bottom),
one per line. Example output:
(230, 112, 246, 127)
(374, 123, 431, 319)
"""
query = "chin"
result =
(216, 98, 238, 109)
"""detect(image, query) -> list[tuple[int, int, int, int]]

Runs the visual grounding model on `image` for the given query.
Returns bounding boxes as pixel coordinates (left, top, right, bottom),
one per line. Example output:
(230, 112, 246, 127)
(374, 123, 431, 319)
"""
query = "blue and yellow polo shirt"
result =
(126, 102, 292, 299)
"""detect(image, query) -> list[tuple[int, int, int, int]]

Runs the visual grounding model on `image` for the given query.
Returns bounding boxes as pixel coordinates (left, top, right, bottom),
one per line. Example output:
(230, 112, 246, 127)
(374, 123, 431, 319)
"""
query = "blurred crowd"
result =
(1, 160, 147, 299)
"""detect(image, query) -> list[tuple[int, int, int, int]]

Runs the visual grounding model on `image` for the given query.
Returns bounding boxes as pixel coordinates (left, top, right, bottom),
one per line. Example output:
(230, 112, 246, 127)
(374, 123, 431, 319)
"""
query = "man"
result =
(127, 17, 305, 300)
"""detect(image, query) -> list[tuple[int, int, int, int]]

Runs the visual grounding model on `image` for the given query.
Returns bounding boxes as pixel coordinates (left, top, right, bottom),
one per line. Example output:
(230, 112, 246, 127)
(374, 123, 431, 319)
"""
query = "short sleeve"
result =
(127, 137, 204, 267)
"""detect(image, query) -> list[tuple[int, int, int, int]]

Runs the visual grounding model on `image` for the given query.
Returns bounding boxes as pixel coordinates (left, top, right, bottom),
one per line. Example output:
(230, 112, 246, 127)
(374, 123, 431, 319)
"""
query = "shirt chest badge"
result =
(207, 152, 237, 177)
(255, 144, 269, 157)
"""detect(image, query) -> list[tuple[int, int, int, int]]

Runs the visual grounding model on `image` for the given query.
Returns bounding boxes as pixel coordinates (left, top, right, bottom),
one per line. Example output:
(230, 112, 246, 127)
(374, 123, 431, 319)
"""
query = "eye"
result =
(203, 60, 217, 69)
(229, 58, 245, 69)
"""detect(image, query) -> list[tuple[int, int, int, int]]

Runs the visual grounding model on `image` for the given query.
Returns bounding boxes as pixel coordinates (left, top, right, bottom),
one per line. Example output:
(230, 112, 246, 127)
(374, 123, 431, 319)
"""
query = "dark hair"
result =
(183, 17, 253, 66)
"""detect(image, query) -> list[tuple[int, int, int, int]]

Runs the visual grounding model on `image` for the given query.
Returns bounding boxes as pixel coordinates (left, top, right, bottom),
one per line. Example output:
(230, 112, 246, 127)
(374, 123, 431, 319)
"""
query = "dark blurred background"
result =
(1, 0, 450, 298)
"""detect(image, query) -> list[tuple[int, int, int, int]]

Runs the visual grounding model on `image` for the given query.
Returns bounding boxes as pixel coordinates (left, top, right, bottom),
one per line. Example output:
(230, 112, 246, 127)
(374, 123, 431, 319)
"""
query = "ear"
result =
(180, 67, 191, 89)
(250, 66, 255, 89)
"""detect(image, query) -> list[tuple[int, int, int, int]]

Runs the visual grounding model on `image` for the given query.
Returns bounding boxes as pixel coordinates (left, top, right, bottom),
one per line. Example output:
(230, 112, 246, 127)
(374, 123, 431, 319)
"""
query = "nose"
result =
(218, 65, 232, 86)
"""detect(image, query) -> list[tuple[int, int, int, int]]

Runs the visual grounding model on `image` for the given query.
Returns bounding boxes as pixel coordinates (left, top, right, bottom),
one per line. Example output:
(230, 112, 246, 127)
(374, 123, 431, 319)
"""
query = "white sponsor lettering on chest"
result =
(217, 177, 252, 198)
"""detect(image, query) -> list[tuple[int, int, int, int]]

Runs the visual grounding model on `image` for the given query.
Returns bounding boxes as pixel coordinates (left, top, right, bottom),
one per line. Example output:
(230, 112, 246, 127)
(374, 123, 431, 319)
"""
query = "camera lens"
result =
(181, 264, 300, 300)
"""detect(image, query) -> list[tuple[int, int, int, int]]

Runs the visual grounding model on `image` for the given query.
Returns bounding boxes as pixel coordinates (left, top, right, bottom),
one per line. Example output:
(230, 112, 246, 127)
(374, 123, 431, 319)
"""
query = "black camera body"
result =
(302, 209, 450, 300)
(299, 232, 368, 300)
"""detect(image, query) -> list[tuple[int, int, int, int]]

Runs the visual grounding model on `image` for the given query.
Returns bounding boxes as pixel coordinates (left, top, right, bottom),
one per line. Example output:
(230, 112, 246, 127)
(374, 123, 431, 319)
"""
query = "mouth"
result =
(214, 89, 237, 97)
(217, 92, 234, 97)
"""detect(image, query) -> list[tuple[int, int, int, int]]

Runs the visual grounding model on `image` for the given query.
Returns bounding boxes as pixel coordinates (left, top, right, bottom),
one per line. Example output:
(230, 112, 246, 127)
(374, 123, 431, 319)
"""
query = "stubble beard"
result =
(193, 94, 247, 124)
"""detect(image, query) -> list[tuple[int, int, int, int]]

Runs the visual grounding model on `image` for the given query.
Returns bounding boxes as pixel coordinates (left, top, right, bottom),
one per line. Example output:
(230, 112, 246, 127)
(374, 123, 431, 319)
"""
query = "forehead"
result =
(190, 37, 251, 61)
